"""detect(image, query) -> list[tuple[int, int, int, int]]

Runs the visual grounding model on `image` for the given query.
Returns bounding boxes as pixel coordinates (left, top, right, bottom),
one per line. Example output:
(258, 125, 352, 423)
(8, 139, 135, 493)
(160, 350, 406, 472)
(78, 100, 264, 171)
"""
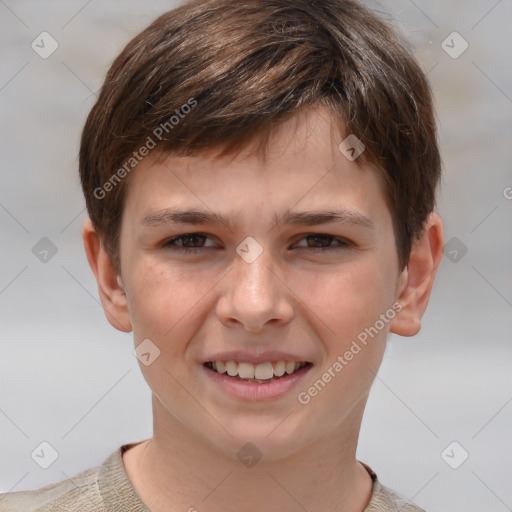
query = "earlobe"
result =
(82, 218, 132, 332)
(389, 213, 444, 337)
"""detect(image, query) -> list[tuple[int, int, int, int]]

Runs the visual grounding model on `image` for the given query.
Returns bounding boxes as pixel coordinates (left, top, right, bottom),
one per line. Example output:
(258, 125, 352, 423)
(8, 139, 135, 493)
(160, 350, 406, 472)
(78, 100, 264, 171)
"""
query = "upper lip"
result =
(202, 350, 312, 365)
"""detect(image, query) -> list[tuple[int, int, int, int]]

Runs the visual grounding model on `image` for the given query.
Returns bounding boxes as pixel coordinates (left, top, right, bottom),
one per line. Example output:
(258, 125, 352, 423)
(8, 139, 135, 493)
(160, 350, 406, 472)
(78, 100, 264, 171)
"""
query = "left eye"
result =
(163, 233, 350, 252)
(294, 234, 350, 250)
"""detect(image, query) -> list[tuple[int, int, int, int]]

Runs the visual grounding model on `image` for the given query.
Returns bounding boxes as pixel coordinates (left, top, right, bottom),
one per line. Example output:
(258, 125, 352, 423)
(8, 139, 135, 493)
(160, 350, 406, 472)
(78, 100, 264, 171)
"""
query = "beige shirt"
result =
(0, 443, 426, 511)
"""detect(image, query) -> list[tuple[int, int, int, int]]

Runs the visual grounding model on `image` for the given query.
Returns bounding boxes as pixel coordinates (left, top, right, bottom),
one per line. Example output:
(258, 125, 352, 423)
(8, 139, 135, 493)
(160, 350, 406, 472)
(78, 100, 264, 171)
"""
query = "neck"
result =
(123, 394, 373, 512)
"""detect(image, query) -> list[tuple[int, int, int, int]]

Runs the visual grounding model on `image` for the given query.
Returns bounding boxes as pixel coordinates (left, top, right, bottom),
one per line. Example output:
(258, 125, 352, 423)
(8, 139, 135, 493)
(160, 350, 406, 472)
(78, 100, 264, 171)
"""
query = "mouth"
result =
(203, 360, 312, 383)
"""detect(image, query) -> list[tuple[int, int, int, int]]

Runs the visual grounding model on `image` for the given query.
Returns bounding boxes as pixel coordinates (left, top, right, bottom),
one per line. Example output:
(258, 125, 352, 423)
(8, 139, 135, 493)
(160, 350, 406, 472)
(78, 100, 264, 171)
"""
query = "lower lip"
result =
(202, 364, 312, 401)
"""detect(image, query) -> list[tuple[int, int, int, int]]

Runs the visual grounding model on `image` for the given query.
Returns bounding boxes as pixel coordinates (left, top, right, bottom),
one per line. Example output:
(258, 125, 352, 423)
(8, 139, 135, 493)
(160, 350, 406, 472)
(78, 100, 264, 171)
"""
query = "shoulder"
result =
(362, 462, 427, 512)
(0, 465, 102, 512)
(368, 481, 427, 512)
(0, 444, 148, 512)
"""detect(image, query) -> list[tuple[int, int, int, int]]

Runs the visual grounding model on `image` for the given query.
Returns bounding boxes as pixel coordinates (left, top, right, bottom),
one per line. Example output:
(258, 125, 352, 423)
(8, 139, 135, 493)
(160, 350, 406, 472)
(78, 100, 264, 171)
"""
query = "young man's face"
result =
(110, 109, 411, 458)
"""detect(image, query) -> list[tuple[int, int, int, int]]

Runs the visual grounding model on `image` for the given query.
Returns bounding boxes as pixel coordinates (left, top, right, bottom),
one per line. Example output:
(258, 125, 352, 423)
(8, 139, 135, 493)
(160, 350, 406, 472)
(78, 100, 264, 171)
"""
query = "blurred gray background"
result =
(0, 1, 511, 511)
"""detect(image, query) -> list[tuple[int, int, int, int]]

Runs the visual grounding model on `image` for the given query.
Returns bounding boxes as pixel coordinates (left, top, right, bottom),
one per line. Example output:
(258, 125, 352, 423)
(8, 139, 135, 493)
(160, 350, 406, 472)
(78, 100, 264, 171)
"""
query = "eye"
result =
(294, 234, 351, 251)
(163, 233, 352, 254)
(163, 233, 217, 252)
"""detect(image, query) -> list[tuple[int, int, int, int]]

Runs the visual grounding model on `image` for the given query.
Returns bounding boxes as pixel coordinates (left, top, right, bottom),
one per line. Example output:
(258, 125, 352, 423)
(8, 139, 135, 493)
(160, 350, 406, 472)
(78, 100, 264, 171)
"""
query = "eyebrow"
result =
(141, 208, 374, 231)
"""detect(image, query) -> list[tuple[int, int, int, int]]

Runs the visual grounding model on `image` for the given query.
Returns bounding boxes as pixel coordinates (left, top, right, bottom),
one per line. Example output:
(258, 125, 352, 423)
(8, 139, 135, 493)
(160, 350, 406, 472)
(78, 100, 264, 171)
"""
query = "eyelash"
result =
(163, 233, 352, 253)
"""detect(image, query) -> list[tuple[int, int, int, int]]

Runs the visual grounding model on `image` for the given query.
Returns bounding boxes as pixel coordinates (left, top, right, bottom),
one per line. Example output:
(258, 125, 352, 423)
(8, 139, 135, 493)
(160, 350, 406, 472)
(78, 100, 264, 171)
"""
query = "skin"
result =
(83, 107, 443, 512)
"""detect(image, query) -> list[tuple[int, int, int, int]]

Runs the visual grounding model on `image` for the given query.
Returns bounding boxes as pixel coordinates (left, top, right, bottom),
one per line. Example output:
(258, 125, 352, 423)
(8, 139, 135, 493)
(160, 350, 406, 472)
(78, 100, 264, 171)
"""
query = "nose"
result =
(215, 247, 294, 333)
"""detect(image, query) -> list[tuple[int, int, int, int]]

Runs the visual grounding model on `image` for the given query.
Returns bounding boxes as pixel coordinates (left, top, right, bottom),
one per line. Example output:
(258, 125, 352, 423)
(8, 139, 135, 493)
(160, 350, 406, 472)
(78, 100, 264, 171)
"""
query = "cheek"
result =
(289, 258, 395, 347)
(292, 263, 395, 428)
(127, 258, 211, 347)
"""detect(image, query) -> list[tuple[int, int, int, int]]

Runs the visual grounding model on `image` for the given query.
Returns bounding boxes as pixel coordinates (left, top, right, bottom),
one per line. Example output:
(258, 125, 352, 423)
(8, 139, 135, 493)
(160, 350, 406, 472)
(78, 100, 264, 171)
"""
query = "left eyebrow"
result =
(273, 210, 374, 230)
(141, 208, 374, 231)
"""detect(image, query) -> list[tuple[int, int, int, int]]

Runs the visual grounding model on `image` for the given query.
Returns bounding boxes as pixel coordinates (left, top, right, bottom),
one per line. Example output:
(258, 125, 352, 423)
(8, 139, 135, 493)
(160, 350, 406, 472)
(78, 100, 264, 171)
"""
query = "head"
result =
(81, 0, 443, 460)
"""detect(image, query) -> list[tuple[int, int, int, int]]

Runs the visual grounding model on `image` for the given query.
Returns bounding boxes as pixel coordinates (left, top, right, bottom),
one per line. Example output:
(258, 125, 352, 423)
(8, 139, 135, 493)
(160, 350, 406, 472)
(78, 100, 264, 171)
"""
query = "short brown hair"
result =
(79, 0, 441, 272)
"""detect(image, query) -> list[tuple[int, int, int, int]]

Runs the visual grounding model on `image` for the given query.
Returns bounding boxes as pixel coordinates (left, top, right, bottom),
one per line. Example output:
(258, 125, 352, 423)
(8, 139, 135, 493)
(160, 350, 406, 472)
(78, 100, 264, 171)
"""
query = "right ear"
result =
(82, 218, 132, 332)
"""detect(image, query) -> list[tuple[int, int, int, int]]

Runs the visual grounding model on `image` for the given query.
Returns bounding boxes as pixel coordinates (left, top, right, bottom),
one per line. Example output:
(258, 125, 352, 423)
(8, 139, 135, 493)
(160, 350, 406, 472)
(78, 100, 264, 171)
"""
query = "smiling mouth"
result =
(203, 361, 312, 383)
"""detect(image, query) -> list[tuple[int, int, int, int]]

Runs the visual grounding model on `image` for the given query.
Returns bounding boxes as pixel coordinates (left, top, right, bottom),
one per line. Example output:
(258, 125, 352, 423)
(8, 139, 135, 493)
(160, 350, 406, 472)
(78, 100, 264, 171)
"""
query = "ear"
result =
(389, 213, 444, 337)
(82, 218, 132, 332)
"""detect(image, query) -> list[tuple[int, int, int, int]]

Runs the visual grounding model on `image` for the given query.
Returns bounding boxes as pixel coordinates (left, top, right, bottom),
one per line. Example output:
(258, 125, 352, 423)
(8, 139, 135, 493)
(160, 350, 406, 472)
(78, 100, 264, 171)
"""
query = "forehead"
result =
(121, 108, 390, 229)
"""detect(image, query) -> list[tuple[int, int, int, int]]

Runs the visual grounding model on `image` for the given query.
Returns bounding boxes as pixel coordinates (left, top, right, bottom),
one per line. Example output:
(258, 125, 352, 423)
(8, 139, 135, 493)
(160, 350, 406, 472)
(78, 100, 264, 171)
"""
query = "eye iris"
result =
(181, 235, 205, 247)
(307, 235, 331, 248)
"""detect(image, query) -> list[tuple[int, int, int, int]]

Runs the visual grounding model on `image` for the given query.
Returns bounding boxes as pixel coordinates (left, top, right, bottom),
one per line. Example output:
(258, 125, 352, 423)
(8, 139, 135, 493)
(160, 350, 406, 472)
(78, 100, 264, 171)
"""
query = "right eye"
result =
(163, 233, 218, 252)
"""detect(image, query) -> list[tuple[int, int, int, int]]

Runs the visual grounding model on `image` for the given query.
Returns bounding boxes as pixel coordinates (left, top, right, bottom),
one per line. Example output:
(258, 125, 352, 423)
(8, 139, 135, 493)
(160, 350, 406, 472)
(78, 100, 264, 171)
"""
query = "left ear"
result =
(390, 213, 444, 337)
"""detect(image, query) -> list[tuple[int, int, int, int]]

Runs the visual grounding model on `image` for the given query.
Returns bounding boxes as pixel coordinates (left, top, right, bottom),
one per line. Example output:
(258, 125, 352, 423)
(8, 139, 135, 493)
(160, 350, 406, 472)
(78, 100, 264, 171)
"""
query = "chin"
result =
(212, 415, 313, 464)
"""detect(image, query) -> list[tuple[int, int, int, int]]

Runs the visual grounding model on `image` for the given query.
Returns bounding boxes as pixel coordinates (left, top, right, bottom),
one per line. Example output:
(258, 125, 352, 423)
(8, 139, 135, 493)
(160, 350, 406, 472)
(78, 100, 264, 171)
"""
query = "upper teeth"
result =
(209, 361, 307, 379)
